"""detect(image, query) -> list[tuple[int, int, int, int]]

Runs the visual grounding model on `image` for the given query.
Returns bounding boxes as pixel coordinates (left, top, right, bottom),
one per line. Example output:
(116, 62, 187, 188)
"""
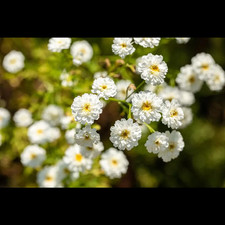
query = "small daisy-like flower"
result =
(133, 38, 161, 48)
(65, 129, 76, 145)
(131, 91, 163, 123)
(176, 64, 203, 93)
(110, 118, 142, 151)
(145, 131, 169, 154)
(42, 104, 64, 126)
(27, 120, 51, 144)
(93, 71, 109, 79)
(46, 127, 61, 143)
(21, 145, 46, 168)
(161, 99, 184, 129)
(115, 80, 133, 102)
(60, 114, 74, 130)
(0, 107, 11, 129)
(60, 69, 75, 87)
(2, 50, 25, 73)
(112, 38, 135, 59)
(37, 165, 62, 187)
(91, 77, 117, 100)
(158, 85, 180, 102)
(206, 64, 225, 91)
(75, 125, 100, 147)
(47, 38, 71, 52)
(80, 141, 104, 159)
(191, 52, 215, 81)
(179, 107, 193, 129)
(100, 147, 129, 179)
(158, 130, 185, 162)
(179, 90, 195, 106)
(175, 38, 190, 44)
(144, 82, 167, 95)
(13, 108, 33, 127)
(70, 40, 93, 66)
(136, 53, 168, 85)
(71, 93, 103, 125)
(63, 144, 93, 173)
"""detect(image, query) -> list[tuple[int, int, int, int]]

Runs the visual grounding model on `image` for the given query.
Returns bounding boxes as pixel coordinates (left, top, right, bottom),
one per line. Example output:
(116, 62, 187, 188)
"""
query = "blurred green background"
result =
(0, 37, 225, 187)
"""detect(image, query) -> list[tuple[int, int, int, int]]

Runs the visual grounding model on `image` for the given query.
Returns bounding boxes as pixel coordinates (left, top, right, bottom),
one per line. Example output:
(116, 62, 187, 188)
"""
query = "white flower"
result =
(80, 141, 104, 159)
(176, 64, 203, 93)
(161, 99, 184, 129)
(60, 69, 74, 87)
(110, 118, 142, 151)
(145, 131, 169, 154)
(46, 127, 61, 143)
(63, 144, 93, 173)
(112, 38, 135, 59)
(144, 82, 167, 94)
(75, 125, 100, 147)
(134, 38, 161, 48)
(100, 147, 129, 179)
(158, 130, 185, 162)
(206, 64, 225, 91)
(93, 71, 109, 79)
(131, 91, 163, 123)
(158, 85, 180, 102)
(136, 53, 168, 85)
(42, 104, 64, 126)
(55, 160, 79, 182)
(179, 107, 193, 129)
(37, 165, 62, 187)
(179, 90, 195, 106)
(27, 120, 51, 144)
(175, 38, 190, 44)
(21, 145, 46, 168)
(13, 108, 33, 127)
(191, 52, 215, 81)
(71, 93, 103, 125)
(70, 40, 93, 66)
(65, 129, 76, 145)
(47, 38, 71, 52)
(115, 80, 133, 102)
(2, 50, 25, 73)
(91, 77, 117, 100)
(60, 114, 74, 130)
(0, 107, 11, 129)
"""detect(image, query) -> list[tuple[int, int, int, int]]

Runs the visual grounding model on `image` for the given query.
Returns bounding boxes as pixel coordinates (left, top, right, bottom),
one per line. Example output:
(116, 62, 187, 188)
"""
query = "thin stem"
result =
(125, 80, 145, 100)
(143, 122, 155, 133)
(128, 104, 132, 119)
(108, 97, 129, 105)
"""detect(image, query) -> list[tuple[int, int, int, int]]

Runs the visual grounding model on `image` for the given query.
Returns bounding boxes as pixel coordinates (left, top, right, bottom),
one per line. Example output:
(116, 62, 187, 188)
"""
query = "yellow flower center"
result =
(37, 129, 43, 135)
(9, 58, 17, 64)
(75, 153, 83, 162)
(30, 153, 37, 160)
(170, 109, 178, 117)
(120, 43, 127, 48)
(45, 175, 53, 182)
(83, 103, 91, 112)
(150, 65, 159, 73)
(189, 75, 195, 83)
(87, 146, 93, 151)
(214, 75, 220, 82)
(101, 85, 107, 90)
(141, 101, 152, 111)
(169, 143, 175, 151)
(120, 129, 130, 139)
(202, 64, 209, 70)
(111, 159, 118, 166)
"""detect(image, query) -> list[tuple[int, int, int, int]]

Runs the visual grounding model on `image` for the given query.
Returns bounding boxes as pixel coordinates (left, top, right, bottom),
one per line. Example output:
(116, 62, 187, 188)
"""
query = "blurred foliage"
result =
(0, 37, 225, 187)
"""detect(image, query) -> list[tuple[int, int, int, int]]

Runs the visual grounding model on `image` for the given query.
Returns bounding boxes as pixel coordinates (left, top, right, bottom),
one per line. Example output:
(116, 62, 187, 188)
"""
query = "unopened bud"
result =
(115, 59, 125, 67)
(99, 58, 111, 69)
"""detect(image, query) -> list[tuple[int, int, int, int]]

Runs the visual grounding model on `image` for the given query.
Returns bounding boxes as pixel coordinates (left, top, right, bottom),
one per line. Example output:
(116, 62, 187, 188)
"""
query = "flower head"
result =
(110, 118, 142, 150)
(0, 107, 11, 129)
(91, 77, 117, 100)
(21, 145, 46, 168)
(175, 38, 190, 44)
(80, 141, 104, 159)
(100, 147, 129, 179)
(134, 38, 161, 48)
(71, 93, 103, 125)
(131, 91, 163, 123)
(13, 108, 33, 127)
(48, 38, 71, 52)
(136, 53, 168, 85)
(3, 50, 25, 73)
(112, 38, 135, 59)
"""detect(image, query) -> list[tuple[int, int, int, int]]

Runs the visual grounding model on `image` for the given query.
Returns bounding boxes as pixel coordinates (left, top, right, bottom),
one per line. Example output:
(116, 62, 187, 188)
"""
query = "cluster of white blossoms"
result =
(176, 52, 225, 92)
(60, 69, 76, 87)
(112, 37, 161, 58)
(48, 38, 93, 66)
(2, 50, 25, 73)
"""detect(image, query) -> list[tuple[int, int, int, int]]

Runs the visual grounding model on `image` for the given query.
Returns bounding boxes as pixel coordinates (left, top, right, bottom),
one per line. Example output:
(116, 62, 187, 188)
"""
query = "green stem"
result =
(108, 97, 129, 105)
(143, 122, 155, 133)
(125, 80, 145, 100)
(128, 104, 132, 119)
